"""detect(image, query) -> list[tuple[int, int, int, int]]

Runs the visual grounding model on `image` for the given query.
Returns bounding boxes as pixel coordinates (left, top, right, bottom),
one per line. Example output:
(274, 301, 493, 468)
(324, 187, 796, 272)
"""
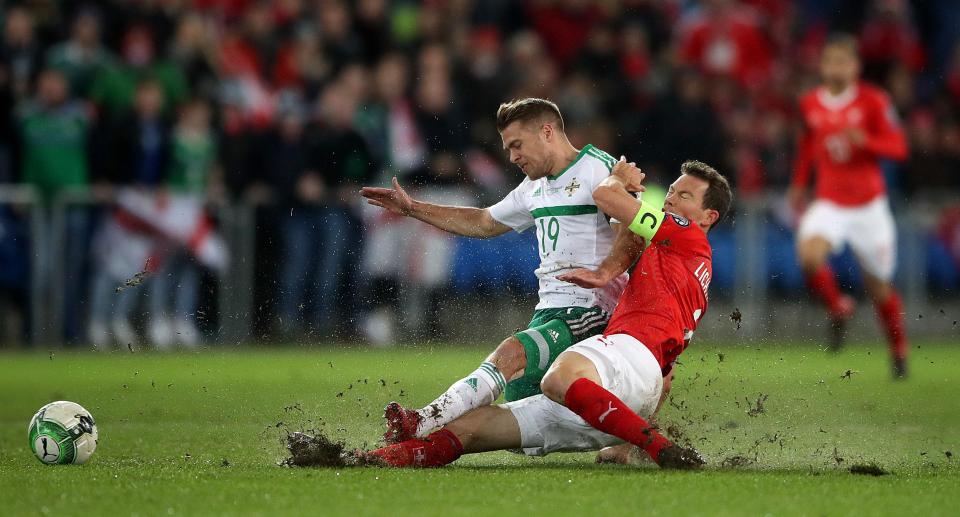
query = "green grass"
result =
(1, 342, 958, 516)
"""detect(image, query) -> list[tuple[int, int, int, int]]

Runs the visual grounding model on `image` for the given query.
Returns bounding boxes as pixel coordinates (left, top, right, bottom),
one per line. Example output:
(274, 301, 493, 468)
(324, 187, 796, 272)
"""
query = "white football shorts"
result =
(797, 196, 897, 281)
(502, 333, 663, 456)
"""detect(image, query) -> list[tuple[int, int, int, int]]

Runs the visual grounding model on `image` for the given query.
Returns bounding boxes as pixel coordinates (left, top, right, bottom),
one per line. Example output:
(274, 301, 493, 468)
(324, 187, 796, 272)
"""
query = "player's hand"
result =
(557, 268, 611, 289)
(359, 177, 415, 216)
(844, 127, 866, 147)
(612, 157, 646, 194)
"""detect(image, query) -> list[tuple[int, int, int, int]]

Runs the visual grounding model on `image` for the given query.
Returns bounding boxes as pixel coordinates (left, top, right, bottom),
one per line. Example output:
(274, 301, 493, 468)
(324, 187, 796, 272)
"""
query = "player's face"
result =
(664, 175, 717, 230)
(820, 45, 860, 90)
(500, 121, 551, 179)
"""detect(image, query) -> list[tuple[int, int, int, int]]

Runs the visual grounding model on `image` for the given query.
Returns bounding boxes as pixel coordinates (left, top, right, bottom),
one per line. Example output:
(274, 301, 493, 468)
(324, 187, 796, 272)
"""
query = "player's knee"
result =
(864, 276, 892, 303)
(797, 250, 820, 273)
(540, 368, 580, 404)
(487, 336, 526, 380)
(542, 350, 601, 403)
(797, 239, 829, 273)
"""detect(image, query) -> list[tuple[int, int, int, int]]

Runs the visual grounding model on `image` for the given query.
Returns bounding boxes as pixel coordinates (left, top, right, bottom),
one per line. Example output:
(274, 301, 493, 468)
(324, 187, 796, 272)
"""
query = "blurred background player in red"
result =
(788, 34, 910, 378)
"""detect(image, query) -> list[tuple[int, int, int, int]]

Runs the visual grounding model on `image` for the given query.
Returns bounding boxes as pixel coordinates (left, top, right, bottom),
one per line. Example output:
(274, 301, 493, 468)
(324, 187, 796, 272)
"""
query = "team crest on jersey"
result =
(564, 179, 581, 196)
(670, 213, 690, 226)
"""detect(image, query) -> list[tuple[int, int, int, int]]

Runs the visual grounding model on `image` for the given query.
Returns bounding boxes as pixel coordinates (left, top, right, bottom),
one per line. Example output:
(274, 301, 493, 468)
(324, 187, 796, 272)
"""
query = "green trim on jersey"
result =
(505, 306, 610, 402)
(585, 146, 616, 171)
(548, 144, 594, 181)
(627, 201, 664, 241)
(530, 205, 598, 219)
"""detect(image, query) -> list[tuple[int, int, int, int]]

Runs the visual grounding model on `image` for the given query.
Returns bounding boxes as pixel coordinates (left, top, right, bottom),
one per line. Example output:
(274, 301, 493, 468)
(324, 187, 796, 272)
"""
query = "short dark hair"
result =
(824, 33, 859, 57)
(496, 98, 564, 133)
(680, 160, 733, 229)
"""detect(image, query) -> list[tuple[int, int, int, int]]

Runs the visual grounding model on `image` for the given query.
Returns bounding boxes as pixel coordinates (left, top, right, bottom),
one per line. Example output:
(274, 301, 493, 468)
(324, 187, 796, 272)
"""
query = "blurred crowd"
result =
(1, 0, 959, 347)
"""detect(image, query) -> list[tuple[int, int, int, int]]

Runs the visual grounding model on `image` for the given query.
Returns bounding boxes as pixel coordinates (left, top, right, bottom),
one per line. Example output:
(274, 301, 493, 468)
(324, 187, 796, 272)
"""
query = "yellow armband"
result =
(627, 201, 664, 241)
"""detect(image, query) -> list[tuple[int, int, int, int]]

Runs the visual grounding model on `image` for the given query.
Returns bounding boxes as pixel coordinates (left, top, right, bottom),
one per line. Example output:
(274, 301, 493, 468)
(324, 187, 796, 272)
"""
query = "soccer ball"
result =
(28, 401, 99, 465)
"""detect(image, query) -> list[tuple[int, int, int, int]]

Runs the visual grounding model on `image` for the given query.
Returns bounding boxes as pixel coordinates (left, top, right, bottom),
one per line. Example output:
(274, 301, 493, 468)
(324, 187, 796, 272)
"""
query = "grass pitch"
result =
(1, 341, 958, 516)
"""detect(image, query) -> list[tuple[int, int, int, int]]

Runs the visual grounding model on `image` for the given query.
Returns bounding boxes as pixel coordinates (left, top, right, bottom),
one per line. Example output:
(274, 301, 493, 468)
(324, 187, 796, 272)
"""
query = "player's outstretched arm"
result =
(360, 177, 511, 238)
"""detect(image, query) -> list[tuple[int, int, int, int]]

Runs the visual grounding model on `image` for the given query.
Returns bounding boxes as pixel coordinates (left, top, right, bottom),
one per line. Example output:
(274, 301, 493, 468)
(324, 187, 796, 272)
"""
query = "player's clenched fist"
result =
(611, 157, 645, 194)
(360, 177, 414, 216)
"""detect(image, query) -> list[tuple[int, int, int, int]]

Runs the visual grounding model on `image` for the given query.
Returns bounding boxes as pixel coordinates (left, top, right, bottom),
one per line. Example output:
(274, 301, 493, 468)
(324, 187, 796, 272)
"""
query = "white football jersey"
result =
(488, 144, 627, 313)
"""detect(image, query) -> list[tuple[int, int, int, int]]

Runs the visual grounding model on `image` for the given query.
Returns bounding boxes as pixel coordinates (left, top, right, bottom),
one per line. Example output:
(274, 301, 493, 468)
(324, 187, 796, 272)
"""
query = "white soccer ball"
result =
(28, 401, 99, 465)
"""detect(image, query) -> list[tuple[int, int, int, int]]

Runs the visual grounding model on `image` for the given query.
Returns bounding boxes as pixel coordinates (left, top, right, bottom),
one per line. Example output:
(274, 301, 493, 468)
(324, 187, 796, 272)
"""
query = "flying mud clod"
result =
(729, 308, 742, 330)
(281, 431, 382, 468)
(116, 268, 151, 293)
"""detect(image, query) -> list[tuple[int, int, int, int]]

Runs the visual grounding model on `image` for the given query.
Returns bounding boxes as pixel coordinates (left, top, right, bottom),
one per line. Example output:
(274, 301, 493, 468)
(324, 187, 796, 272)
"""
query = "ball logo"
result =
(670, 213, 690, 227)
(76, 414, 95, 435)
(34, 435, 60, 463)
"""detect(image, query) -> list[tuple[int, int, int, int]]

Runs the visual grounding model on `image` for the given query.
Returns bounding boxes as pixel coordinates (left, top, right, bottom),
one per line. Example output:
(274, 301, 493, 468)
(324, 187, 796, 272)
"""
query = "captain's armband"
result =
(627, 201, 664, 241)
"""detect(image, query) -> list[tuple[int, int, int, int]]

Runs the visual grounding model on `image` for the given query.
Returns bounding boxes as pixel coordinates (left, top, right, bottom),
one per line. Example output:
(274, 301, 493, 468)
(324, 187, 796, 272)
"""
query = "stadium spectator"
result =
(85, 77, 171, 347)
(89, 25, 187, 122)
(45, 8, 113, 97)
(147, 98, 219, 349)
(16, 69, 90, 199)
(1, 6, 41, 103)
(309, 80, 374, 337)
(16, 68, 92, 342)
(526, 0, 607, 70)
(96, 78, 171, 186)
(166, 14, 218, 96)
(858, 0, 925, 80)
(270, 92, 325, 338)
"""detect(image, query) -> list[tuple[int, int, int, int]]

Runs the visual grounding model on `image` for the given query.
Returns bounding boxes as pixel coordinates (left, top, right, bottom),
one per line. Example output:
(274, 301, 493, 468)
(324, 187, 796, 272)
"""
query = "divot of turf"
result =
(849, 463, 889, 476)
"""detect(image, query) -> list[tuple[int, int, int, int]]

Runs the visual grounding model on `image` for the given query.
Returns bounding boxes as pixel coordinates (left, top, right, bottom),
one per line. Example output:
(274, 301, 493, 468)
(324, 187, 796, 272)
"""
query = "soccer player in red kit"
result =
(363, 159, 732, 469)
(788, 34, 910, 377)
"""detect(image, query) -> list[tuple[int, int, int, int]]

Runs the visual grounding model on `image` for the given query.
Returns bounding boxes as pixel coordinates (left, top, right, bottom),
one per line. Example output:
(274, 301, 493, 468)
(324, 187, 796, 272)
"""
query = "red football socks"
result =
(564, 378, 672, 463)
(876, 291, 908, 361)
(367, 429, 463, 467)
(807, 264, 843, 314)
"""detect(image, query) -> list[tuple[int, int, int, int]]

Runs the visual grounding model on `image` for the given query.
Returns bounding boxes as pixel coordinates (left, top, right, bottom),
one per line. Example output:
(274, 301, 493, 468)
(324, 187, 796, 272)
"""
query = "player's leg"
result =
(386, 335, 519, 441)
(540, 335, 702, 468)
(862, 272, 907, 376)
(796, 201, 855, 349)
(369, 405, 521, 467)
(848, 198, 907, 378)
(388, 307, 604, 441)
(539, 348, 672, 464)
(596, 368, 674, 465)
(799, 238, 853, 320)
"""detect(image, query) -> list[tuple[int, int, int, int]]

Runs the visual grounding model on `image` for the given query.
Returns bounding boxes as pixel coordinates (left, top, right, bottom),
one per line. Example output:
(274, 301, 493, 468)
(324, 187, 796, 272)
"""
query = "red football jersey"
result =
(792, 82, 908, 206)
(604, 213, 713, 373)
